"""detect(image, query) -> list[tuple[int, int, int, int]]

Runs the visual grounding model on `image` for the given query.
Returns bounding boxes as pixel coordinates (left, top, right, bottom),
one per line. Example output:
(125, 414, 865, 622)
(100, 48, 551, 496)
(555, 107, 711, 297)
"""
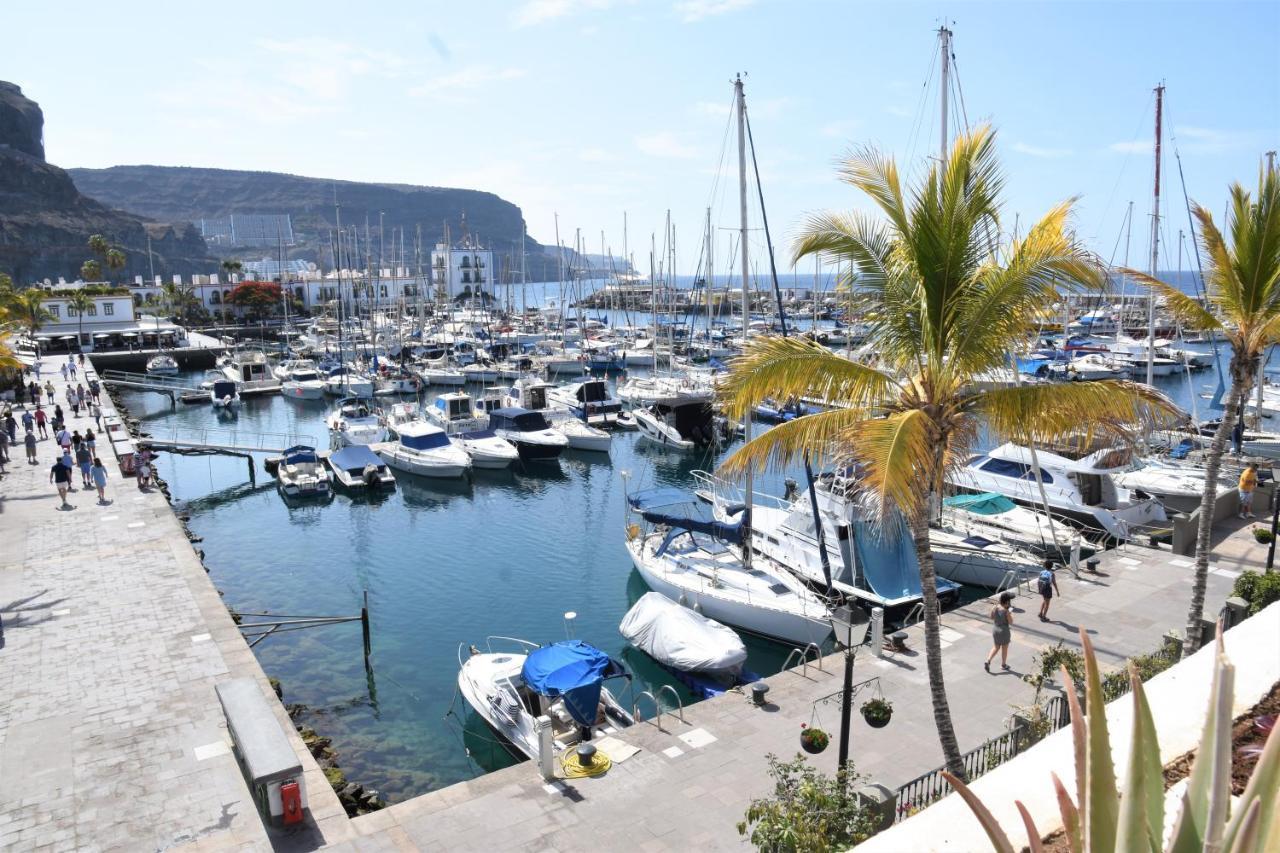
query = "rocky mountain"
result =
(68, 165, 568, 282)
(0, 82, 218, 285)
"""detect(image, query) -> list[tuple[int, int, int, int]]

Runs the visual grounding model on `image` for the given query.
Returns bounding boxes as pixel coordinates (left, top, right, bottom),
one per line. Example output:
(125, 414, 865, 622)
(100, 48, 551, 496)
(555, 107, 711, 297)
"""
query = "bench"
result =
(215, 678, 308, 827)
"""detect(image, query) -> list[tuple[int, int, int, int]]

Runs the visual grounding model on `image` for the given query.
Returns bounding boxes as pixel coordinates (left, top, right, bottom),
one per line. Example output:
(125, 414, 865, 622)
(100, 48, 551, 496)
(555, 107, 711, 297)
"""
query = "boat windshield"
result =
(513, 412, 550, 431)
(401, 431, 451, 451)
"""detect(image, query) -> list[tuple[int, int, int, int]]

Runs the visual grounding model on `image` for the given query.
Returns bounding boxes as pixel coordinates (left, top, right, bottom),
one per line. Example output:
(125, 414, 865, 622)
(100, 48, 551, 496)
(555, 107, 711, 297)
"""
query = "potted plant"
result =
(799, 723, 829, 754)
(1252, 526, 1273, 544)
(860, 697, 893, 728)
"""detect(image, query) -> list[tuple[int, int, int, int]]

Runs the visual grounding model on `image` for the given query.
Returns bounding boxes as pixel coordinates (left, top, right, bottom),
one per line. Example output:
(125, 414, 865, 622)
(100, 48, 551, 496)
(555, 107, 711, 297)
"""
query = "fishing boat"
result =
(948, 443, 1168, 540)
(282, 363, 326, 400)
(619, 592, 751, 698)
(145, 353, 179, 376)
(623, 487, 834, 647)
(488, 407, 569, 461)
(421, 392, 520, 469)
(457, 638, 634, 763)
(377, 420, 471, 479)
(325, 397, 385, 448)
(326, 444, 396, 491)
(274, 445, 331, 498)
(209, 378, 241, 411)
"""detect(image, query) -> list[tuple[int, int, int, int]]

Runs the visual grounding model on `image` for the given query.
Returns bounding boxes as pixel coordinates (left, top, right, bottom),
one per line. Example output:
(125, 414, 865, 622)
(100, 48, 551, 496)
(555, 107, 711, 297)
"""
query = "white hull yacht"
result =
(325, 397, 385, 448)
(378, 420, 471, 479)
(421, 393, 520, 469)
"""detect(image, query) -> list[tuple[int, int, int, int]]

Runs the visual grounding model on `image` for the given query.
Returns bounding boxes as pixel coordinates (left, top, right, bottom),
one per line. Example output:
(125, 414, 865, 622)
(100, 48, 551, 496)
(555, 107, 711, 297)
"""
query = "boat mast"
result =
(1147, 83, 1164, 386)
(938, 25, 951, 167)
(736, 73, 753, 567)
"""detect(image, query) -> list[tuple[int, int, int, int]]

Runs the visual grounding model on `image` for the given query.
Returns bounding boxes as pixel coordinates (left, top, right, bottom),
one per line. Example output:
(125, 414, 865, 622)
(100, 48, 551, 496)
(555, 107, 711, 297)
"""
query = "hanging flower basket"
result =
(861, 697, 893, 729)
(799, 724, 829, 754)
(1252, 527, 1274, 544)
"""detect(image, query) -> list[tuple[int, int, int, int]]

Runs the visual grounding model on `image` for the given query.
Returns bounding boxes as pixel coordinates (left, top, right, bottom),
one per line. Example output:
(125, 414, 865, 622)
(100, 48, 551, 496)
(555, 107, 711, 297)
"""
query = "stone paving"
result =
(0, 357, 349, 852)
(0, 355, 1255, 852)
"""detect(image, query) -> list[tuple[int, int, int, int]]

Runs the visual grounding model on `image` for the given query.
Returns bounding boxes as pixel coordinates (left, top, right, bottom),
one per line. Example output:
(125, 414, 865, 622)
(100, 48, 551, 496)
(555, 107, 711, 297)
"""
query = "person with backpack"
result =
(984, 591, 1015, 673)
(1037, 559, 1061, 622)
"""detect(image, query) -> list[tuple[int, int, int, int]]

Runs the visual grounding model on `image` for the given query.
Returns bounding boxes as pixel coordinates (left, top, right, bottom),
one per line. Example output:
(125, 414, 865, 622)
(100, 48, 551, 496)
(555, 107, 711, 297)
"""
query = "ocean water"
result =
(117, 328, 1246, 803)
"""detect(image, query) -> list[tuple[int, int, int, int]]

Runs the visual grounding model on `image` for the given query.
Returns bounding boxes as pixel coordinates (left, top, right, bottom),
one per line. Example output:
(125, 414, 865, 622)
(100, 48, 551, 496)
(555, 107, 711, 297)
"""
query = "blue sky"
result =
(4, 0, 1277, 274)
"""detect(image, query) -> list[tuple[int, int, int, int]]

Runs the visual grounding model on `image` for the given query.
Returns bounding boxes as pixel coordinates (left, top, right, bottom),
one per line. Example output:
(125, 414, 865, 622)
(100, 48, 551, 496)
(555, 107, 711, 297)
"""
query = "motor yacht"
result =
(378, 420, 471, 479)
(209, 378, 241, 412)
(325, 397, 385, 448)
(222, 349, 280, 394)
(488, 407, 569, 461)
(274, 445, 331, 498)
(282, 362, 326, 400)
(634, 390, 718, 451)
(326, 445, 396, 491)
(146, 353, 179, 376)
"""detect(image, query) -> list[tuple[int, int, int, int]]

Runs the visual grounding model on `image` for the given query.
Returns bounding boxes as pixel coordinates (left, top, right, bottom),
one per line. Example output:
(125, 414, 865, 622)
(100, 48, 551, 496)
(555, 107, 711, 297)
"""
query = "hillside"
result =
(0, 82, 216, 284)
(68, 165, 566, 281)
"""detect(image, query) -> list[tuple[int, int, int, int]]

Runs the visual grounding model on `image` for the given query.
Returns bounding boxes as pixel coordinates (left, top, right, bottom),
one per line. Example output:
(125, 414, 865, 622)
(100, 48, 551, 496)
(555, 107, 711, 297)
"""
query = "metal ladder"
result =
(781, 642, 824, 678)
(631, 684, 685, 731)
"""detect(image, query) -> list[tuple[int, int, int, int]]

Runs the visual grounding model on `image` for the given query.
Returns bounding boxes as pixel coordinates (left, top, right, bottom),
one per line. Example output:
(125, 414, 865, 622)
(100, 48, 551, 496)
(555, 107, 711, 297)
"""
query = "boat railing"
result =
(484, 636, 541, 655)
(902, 603, 926, 630)
(781, 642, 824, 678)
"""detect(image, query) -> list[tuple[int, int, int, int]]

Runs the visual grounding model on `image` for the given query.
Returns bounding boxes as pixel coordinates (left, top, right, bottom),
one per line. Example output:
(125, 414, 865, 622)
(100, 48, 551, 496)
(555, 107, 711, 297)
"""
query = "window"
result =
(87, 305, 97, 316)
(48, 305, 60, 318)
(210, 292, 221, 305)
(104, 303, 114, 316)
(66, 306, 77, 317)
(980, 458, 1029, 479)
(380, 285, 388, 298)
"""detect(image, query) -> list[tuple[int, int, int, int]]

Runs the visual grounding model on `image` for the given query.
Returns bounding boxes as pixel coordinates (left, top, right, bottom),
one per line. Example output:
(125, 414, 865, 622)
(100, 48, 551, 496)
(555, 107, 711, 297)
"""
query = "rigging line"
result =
(903, 41, 940, 176)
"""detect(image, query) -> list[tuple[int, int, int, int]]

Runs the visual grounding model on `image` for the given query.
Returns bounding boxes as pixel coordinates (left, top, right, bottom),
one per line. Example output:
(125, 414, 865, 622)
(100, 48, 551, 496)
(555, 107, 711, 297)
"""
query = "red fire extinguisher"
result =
(280, 780, 303, 826)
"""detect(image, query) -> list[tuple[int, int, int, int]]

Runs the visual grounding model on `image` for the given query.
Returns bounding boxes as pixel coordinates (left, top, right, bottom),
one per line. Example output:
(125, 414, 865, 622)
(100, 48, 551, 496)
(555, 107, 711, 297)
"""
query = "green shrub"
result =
(1232, 569, 1280, 615)
(738, 754, 877, 852)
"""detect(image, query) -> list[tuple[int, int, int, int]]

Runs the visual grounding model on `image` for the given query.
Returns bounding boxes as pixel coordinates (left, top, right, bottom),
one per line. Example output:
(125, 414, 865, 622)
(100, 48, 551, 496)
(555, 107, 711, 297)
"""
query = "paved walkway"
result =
(0, 356, 1253, 852)
(0, 359, 348, 852)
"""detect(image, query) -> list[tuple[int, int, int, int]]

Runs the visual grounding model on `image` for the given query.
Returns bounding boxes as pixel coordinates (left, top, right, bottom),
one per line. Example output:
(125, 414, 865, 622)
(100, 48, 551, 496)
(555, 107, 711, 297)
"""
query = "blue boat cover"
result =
(942, 492, 1017, 515)
(283, 445, 318, 464)
(520, 641, 628, 727)
(329, 445, 383, 472)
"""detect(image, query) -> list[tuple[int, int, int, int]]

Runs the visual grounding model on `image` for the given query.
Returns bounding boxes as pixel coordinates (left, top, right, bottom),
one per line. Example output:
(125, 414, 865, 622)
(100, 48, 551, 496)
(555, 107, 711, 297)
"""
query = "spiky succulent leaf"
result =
(1168, 637, 1235, 852)
(1051, 772, 1081, 853)
(1115, 664, 1163, 852)
(941, 771, 1016, 853)
(1222, 699, 1280, 851)
(1080, 630, 1119, 852)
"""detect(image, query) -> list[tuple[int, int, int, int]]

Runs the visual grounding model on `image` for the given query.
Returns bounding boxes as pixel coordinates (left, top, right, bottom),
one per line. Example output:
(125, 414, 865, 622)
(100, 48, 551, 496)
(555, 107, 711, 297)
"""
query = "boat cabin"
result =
(489, 407, 552, 434)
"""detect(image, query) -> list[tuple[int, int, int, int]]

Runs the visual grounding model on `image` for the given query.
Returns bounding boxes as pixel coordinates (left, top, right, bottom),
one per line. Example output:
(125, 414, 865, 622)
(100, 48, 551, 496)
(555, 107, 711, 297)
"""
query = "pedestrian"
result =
(71, 429, 83, 454)
(28, 381, 38, 405)
(75, 442, 92, 488)
(90, 456, 109, 502)
(0, 425, 9, 467)
(90, 401, 102, 429)
(3, 411, 14, 444)
(1037, 559, 1061, 622)
(65, 385, 74, 408)
(49, 454, 73, 508)
(59, 362, 68, 381)
(1238, 462, 1259, 519)
(52, 405, 64, 433)
(33, 358, 41, 378)
(56, 426, 71, 454)
(89, 378, 100, 403)
(34, 405, 47, 438)
(21, 408, 34, 435)
(44, 379, 54, 400)
(77, 352, 85, 367)
(24, 428, 37, 463)
(84, 428, 96, 456)
(134, 449, 151, 490)
(68, 360, 76, 380)
(985, 591, 1015, 672)
(76, 384, 86, 408)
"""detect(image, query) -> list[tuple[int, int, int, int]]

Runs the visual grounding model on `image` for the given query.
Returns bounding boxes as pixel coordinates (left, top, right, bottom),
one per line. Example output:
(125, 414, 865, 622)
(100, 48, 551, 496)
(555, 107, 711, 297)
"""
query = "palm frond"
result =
(1122, 268, 1223, 334)
(836, 144, 912, 237)
(972, 380, 1182, 448)
(791, 211, 894, 292)
(846, 408, 935, 523)
(716, 405, 875, 479)
(717, 336, 899, 420)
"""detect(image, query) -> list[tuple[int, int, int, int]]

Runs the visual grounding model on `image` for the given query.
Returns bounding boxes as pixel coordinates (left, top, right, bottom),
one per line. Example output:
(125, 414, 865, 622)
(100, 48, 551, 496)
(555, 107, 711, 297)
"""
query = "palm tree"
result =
(220, 259, 243, 327)
(1129, 162, 1280, 656)
(87, 234, 109, 258)
(80, 260, 102, 282)
(68, 290, 93, 351)
(105, 248, 126, 281)
(717, 126, 1179, 780)
(16, 288, 52, 356)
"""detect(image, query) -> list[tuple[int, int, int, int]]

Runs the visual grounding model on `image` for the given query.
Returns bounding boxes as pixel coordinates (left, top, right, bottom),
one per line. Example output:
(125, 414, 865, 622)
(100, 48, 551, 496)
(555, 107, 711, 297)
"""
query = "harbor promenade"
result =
(0, 358, 1253, 851)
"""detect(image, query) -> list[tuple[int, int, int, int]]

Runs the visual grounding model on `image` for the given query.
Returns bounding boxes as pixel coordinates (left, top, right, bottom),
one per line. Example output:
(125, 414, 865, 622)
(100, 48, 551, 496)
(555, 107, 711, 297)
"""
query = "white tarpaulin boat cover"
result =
(619, 593, 747, 676)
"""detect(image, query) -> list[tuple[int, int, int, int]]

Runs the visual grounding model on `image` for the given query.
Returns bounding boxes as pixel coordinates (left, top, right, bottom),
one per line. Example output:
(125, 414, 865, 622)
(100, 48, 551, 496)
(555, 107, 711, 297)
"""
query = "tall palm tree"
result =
(220, 259, 243, 326)
(105, 248, 126, 281)
(717, 126, 1179, 780)
(87, 234, 109, 258)
(68, 290, 93, 350)
(16, 288, 52, 356)
(1129, 162, 1280, 656)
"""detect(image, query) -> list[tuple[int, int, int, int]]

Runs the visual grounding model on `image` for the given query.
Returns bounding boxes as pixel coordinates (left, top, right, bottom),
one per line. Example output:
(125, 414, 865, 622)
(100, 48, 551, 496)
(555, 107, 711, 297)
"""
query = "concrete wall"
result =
(1172, 482, 1273, 556)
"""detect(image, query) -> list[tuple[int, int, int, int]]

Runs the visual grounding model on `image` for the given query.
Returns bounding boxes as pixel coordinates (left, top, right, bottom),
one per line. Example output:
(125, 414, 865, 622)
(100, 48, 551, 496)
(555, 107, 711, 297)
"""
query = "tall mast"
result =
(736, 74, 753, 567)
(938, 26, 952, 167)
(1147, 82, 1164, 386)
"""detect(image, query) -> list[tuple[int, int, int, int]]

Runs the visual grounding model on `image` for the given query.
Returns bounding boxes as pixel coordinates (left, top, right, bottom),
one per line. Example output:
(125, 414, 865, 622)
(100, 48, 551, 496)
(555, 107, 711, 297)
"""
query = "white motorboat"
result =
(274, 445, 331, 498)
(416, 356, 467, 386)
(624, 488, 834, 647)
(325, 397, 385, 448)
(634, 391, 718, 451)
(940, 492, 1090, 559)
(548, 378, 625, 425)
(146, 353, 179, 376)
(617, 374, 715, 408)
(928, 526, 1042, 589)
(1048, 353, 1128, 381)
(622, 338, 657, 367)
(222, 350, 281, 394)
(422, 392, 520, 469)
(282, 363, 326, 400)
(377, 420, 471, 479)
(948, 443, 1168, 540)
(1112, 456, 1234, 515)
(488, 407, 569, 461)
(273, 358, 312, 380)
(620, 592, 747, 691)
(209, 378, 241, 411)
(322, 366, 374, 398)
(326, 445, 396, 491)
(374, 368, 420, 396)
(555, 417, 612, 453)
(697, 470, 958, 610)
(457, 638, 634, 763)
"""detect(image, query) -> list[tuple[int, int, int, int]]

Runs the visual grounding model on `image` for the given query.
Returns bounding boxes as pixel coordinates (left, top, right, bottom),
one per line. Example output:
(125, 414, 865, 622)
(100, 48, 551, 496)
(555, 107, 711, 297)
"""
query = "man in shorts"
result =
(49, 455, 74, 508)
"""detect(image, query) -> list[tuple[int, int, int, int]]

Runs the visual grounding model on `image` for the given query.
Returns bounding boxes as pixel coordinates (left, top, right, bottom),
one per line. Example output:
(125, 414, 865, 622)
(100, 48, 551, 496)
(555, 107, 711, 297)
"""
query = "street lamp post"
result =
(829, 605, 870, 775)
(1267, 466, 1280, 572)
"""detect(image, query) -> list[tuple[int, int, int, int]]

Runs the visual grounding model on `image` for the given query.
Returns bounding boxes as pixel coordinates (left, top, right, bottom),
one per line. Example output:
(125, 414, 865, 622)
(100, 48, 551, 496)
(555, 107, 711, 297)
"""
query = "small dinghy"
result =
(619, 592, 753, 698)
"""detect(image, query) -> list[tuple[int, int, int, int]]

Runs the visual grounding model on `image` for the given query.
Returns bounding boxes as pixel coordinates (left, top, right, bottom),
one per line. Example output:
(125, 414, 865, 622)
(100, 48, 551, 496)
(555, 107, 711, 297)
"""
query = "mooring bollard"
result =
(751, 682, 770, 706)
(576, 743, 597, 768)
(871, 607, 884, 658)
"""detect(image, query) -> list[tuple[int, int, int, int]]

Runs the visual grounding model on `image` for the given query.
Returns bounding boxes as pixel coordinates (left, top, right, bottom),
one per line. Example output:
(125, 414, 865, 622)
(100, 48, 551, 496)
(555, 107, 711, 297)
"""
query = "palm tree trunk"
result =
(909, 508, 967, 781)
(1184, 358, 1250, 656)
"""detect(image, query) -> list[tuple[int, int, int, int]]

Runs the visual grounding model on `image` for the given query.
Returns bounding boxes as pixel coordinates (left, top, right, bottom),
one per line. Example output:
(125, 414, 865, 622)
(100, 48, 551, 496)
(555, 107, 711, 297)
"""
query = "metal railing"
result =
(781, 642, 825, 678)
(141, 425, 317, 454)
(895, 724, 1033, 822)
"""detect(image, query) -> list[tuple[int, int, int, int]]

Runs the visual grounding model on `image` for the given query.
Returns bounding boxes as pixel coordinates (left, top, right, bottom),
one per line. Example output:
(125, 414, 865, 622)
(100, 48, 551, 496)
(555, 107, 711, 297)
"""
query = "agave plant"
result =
(944, 627, 1279, 852)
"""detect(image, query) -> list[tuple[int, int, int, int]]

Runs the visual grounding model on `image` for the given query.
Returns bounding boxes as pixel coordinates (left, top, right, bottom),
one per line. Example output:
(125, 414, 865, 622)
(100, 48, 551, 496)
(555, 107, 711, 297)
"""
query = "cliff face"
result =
(67, 165, 562, 279)
(0, 82, 217, 284)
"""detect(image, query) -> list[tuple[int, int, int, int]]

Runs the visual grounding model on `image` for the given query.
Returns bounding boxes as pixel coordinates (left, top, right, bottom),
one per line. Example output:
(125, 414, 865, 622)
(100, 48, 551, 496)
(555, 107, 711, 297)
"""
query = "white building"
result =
(32, 287, 187, 352)
(432, 242, 495, 299)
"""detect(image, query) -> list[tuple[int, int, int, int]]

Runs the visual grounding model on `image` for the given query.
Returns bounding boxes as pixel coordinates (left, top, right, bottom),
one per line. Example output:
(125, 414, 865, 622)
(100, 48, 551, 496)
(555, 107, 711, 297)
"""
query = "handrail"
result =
(781, 642, 824, 678)
(903, 603, 926, 629)
(655, 684, 685, 724)
(632, 690, 665, 730)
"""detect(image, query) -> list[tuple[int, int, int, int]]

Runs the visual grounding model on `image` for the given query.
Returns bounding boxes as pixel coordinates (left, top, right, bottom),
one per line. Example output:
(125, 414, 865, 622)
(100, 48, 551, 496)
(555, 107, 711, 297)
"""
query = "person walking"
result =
(56, 425, 71, 456)
(89, 378, 101, 404)
(1037, 560, 1061, 622)
(1238, 462, 1259, 519)
(984, 591, 1015, 672)
(28, 381, 38, 405)
(134, 449, 151, 490)
(33, 358, 41, 378)
(68, 359, 76, 380)
(59, 362, 68, 382)
(21, 408, 34, 436)
(49, 454, 73, 508)
(77, 352, 85, 368)
(75, 442, 92, 488)
(71, 429, 83, 455)
(0, 424, 9, 469)
(90, 456, 109, 502)
(52, 404, 64, 433)
(90, 400, 101, 429)
(44, 379, 55, 401)
(3, 411, 15, 444)
(24, 428, 37, 464)
(34, 405, 47, 439)
(84, 428, 96, 456)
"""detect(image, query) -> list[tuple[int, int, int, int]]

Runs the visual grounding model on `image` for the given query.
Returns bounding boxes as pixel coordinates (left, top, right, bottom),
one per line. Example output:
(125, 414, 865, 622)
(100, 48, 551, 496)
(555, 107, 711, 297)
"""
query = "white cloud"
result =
(1175, 125, 1255, 154)
(821, 119, 859, 138)
(674, 0, 754, 22)
(513, 0, 617, 27)
(408, 66, 527, 100)
(886, 104, 912, 118)
(693, 100, 730, 118)
(1109, 139, 1149, 154)
(635, 131, 701, 159)
(1011, 141, 1072, 159)
(692, 96, 787, 120)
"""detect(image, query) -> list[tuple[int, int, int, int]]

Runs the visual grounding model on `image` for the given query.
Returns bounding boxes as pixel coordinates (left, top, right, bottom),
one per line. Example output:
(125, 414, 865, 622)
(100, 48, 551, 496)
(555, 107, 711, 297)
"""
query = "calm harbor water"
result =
(115, 336, 1252, 802)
